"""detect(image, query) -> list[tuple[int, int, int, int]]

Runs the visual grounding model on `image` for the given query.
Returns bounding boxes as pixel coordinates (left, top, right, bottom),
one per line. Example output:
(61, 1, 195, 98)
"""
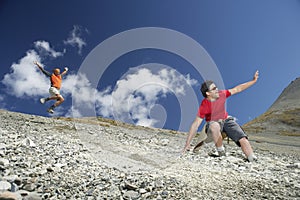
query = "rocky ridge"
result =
(244, 77, 300, 138)
(0, 110, 299, 199)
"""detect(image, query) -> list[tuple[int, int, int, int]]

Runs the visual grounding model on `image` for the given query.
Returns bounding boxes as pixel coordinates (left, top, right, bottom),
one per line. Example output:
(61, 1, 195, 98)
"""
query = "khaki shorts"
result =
(49, 87, 60, 96)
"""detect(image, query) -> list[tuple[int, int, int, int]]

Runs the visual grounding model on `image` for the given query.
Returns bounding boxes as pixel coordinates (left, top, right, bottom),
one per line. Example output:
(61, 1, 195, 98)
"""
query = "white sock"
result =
(216, 146, 225, 152)
(247, 153, 257, 162)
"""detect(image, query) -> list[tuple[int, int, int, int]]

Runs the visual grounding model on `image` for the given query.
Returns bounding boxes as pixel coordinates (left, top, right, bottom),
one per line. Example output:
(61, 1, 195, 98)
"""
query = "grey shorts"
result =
(206, 117, 248, 147)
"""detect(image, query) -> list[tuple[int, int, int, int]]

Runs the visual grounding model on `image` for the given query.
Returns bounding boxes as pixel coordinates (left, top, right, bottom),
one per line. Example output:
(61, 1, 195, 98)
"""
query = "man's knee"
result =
(209, 122, 221, 132)
(57, 95, 64, 102)
(238, 137, 249, 145)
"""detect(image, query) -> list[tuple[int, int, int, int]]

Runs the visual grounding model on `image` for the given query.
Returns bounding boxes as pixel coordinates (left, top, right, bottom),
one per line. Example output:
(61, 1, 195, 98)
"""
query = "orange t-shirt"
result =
(50, 74, 62, 89)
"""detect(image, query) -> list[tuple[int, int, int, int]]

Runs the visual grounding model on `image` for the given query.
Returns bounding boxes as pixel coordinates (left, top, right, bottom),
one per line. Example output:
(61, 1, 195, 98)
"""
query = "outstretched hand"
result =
(253, 70, 259, 82)
(34, 61, 42, 68)
(181, 145, 191, 155)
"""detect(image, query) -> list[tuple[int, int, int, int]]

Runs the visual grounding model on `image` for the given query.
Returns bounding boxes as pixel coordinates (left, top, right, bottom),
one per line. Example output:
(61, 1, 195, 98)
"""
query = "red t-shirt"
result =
(197, 90, 231, 121)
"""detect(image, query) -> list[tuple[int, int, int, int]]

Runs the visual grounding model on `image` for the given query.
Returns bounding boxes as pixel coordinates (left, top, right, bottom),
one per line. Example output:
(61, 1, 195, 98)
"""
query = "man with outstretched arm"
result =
(182, 70, 259, 162)
(34, 61, 68, 114)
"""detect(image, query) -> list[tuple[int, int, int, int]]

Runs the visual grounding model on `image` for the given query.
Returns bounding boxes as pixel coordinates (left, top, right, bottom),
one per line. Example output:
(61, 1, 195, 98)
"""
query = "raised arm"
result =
(182, 116, 203, 154)
(60, 67, 69, 76)
(34, 61, 51, 77)
(229, 70, 259, 95)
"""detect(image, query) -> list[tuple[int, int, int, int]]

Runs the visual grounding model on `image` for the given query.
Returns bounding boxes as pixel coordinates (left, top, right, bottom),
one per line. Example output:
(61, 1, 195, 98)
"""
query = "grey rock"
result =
(0, 191, 20, 200)
(21, 192, 41, 200)
(0, 181, 11, 191)
(0, 158, 9, 167)
(160, 139, 169, 146)
(20, 138, 36, 148)
(123, 190, 140, 200)
(124, 181, 138, 190)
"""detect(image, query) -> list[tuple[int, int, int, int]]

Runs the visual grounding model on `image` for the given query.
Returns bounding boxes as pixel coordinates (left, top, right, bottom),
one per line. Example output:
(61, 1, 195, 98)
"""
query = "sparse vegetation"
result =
(243, 108, 300, 136)
(279, 130, 300, 136)
(243, 110, 275, 127)
(277, 108, 300, 128)
(169, 130, 179, 135)
(54, 125, 76, 131)
(243, 126, 267, 134)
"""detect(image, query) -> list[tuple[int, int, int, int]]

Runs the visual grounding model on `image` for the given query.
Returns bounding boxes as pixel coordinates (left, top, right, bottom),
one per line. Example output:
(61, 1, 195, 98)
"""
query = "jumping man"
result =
(34, 61, 68, 114)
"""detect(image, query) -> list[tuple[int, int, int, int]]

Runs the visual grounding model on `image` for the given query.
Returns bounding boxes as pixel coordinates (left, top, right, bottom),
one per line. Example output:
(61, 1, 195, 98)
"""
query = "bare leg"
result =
(239, 137, 253, 157)
(47, 94, 64, 109)
(47, 96, 59, 101)
(53, 94, 64, 107)
(209, 122, 223, 148)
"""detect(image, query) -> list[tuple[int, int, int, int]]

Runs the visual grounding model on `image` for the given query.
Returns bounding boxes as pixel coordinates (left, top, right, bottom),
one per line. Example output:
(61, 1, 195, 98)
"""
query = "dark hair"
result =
(201, 80, 214, 97)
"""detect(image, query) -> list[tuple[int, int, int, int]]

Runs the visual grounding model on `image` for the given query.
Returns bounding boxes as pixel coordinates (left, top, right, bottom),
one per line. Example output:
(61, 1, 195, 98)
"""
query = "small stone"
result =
(155, 180, 164, 188)
(0, 191, 19, 200)
(23, 192, 41, 200)
(161, 190, 169, 198)
(160, 139, 169, 146)
(0, 181, 11, 191)
(22, 183, 36, 192)
(124, 182, 138, 190)
(123, 191, 140, 200)
(20, 138, 36, 147)
(139, 188, 147, 194)
(0, 158, 9, 166)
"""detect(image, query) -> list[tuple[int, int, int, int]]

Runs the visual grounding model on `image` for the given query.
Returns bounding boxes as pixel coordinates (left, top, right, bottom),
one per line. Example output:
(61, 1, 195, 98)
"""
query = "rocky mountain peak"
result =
(269, 77, 300, 112)
(243, 77, 300, 145)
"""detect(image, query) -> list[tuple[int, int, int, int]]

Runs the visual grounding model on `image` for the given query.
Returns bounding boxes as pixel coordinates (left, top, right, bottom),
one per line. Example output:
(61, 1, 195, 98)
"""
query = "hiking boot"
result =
(208, 150, 226, 157)
(47, 108, 54, 114)
(40, 98, 46, 104)
(218, 150, 226, 157)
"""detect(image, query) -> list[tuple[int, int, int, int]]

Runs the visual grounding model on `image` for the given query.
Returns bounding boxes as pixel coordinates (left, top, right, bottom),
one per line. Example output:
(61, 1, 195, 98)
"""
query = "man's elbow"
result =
(193, 119, 202, 129)
(231, 88, 242, 95)
(236, 88, 242, 93)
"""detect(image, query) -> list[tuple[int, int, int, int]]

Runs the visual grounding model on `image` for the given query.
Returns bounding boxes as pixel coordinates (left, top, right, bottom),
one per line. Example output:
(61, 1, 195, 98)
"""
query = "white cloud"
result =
(34, 41, 64, 58)
(93, 67, 198, 127)
(64, 25, 87, 55)
(63, 73, 97, 108)
(2, 50, 49, 97)
(61, 66, 197, 127)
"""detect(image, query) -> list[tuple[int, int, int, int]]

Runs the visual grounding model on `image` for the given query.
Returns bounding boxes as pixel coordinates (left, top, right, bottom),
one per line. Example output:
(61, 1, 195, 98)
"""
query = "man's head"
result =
(201, 80, 219, 99)
(53, 68, 60, 75)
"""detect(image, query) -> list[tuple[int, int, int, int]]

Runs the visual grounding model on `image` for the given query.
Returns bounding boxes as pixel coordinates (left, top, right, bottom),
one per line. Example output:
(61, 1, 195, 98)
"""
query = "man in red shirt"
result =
(182, 71, 259, 162)
(34, 61, 68, 114)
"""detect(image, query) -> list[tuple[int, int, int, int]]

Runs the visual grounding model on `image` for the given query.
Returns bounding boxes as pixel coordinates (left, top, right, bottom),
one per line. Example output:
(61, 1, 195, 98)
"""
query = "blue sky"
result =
(0, 1, 300, 132)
